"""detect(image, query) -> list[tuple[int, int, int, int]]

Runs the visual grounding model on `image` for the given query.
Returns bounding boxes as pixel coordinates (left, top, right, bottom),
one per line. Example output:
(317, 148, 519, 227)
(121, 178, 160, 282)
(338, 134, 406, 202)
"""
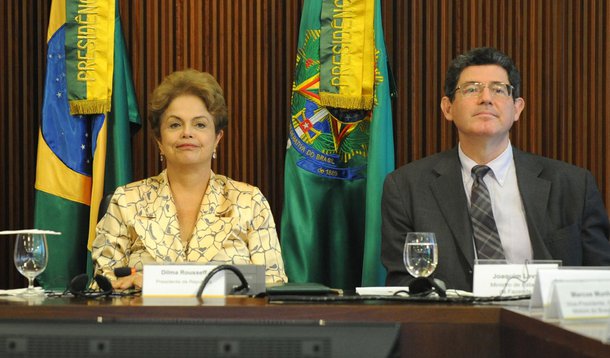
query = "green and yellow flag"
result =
(34, 0, 141, 291)
(281, 0, 394, 290)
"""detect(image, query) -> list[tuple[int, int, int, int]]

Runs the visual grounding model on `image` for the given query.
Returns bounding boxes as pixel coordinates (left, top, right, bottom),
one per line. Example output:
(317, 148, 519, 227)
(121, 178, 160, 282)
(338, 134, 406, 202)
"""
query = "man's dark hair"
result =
(444, 47, 521, 101)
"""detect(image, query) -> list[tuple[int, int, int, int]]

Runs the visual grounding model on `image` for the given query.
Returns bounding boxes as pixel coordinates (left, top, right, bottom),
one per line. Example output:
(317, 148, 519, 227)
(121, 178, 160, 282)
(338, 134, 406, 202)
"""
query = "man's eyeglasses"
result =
(454, 82, 514, 98)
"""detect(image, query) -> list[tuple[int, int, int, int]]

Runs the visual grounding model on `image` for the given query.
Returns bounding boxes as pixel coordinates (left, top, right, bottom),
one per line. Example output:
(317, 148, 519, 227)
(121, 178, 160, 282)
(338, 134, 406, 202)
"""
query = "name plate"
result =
(142, 264, 226, 297)
(544, 280, 610, 320)
(473, 263, 559, 297)
(530, 268, 610, 308)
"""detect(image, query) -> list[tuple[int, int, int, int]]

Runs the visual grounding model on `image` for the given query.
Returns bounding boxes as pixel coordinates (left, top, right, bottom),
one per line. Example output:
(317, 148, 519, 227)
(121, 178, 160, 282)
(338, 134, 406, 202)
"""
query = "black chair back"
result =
(97, 193, 113, 222)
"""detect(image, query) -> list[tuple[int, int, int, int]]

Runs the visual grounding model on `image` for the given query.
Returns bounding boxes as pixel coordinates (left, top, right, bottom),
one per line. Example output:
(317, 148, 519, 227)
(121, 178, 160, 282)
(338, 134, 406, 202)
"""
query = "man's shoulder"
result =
(389, 149, 457, 178)
(515, 149, 590, 176)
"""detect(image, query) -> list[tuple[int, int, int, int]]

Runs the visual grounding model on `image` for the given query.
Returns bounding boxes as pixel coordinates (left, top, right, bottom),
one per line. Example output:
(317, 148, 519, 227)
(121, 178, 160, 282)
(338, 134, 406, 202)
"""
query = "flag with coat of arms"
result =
(281, 0, 395, 289)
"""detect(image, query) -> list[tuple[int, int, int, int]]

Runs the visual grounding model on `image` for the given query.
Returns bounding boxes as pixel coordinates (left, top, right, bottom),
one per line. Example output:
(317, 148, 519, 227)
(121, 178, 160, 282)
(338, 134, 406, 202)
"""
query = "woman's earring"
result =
(160, 153, 165, 162)
(212, 150, 217, 159)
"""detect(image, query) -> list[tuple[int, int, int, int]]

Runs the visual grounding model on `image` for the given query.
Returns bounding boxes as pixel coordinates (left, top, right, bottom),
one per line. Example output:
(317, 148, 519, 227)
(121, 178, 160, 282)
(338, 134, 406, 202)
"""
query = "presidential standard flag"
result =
(34, 0, 140, 291)
(281, 0, 394, 290)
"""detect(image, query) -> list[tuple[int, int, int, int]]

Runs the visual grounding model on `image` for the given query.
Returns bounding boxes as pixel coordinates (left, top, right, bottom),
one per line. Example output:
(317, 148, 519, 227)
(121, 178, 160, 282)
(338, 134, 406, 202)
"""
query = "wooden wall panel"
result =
(0, 0, 51, 289)
(1, 0, 608, 288)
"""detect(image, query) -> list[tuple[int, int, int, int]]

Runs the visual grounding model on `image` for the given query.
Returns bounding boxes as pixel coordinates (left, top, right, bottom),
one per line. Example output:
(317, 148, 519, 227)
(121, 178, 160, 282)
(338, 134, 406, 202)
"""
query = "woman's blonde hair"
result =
(149, 69, 228, 138)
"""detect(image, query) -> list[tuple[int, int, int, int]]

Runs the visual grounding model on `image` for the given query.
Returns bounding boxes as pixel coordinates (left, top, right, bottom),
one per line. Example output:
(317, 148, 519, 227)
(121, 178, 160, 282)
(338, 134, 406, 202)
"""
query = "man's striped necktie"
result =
(470, 165, 505, 260)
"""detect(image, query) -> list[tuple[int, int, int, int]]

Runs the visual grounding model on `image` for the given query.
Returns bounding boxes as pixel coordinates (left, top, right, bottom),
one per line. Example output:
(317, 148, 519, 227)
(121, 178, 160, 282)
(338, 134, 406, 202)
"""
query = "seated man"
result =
(381, 47, 610, 291)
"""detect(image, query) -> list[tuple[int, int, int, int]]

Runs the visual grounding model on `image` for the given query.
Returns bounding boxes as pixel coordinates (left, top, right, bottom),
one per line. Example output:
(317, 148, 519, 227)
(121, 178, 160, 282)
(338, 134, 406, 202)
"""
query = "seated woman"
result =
(92, 69, 287, 289)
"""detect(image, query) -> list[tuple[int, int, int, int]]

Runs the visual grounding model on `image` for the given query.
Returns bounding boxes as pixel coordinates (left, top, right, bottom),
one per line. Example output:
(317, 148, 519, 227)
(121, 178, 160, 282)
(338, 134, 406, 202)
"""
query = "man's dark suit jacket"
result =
(381, 146, 610, 291)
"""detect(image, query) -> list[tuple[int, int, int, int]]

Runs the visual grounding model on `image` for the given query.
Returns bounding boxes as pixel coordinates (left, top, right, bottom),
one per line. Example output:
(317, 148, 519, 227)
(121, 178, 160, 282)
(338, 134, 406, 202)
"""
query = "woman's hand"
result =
(111, 273, 143, 290)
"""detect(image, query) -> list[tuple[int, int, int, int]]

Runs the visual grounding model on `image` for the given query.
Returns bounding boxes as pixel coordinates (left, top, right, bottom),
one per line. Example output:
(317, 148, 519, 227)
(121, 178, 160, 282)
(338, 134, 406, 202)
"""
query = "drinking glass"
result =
(13, 233, 48, 296)
(403, 232, 438, 278)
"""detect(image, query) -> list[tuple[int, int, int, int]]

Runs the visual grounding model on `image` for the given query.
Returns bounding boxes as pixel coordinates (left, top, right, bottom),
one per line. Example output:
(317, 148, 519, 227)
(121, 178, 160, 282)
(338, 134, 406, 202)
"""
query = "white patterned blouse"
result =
(92, 170, 287, 283)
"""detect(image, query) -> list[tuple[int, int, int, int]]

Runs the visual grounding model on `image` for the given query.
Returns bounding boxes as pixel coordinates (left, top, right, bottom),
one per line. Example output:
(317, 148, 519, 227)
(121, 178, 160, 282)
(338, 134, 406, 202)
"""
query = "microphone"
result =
(408, 277, 447, 297)
(196, 265, 251, 297)
(114, 267, 137, 277)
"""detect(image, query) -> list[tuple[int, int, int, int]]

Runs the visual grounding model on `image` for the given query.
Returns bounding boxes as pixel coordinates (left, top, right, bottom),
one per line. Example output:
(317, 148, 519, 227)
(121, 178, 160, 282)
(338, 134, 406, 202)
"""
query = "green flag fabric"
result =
(281, 0, 394, 290)
(361, 0, 395, 286)
(34, 0, 140, 291)
(103, 11, 142, 201)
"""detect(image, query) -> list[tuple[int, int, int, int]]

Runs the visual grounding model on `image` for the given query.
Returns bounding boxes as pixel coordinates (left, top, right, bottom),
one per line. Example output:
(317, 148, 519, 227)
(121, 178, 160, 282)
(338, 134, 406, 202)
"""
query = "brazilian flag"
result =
(34, 0, 141, 291)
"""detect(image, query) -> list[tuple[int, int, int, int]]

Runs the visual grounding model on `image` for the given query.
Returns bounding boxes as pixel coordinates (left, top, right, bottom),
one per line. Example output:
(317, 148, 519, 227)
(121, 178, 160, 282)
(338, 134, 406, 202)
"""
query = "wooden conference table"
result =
(0, 294, 609, 357)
